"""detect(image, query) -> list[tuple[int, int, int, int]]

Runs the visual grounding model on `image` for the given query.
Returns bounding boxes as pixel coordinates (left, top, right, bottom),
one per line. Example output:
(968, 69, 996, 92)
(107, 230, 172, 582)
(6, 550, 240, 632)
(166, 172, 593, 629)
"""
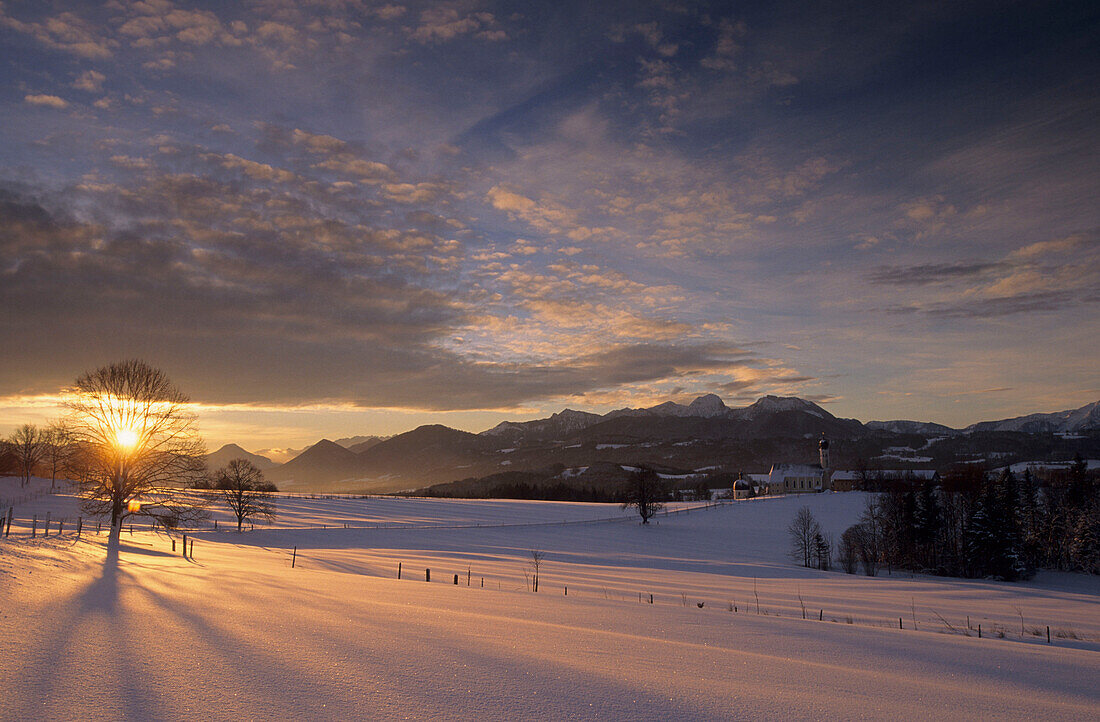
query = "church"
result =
(766, 435, 831, 494)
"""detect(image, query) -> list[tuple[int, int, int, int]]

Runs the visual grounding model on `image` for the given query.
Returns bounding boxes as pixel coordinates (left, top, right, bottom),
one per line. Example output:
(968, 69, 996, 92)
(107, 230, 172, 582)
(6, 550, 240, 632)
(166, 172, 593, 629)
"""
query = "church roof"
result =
(769, 463, 824, 475)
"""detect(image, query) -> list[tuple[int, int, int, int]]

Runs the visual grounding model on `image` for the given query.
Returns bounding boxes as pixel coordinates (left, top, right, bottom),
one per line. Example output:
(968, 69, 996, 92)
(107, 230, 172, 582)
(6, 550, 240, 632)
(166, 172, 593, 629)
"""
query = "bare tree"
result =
(857, 495, 883, 576)
(214, 458, 277, 531)
(622, 465, 669, 524)
(7, 424, 44, 488)
(788, 506, 821, 567)
(838, 525, 860, 574)
(41, 421, 73, 490)
(528, 549, 545, 592)
(64, 360, 208, 554)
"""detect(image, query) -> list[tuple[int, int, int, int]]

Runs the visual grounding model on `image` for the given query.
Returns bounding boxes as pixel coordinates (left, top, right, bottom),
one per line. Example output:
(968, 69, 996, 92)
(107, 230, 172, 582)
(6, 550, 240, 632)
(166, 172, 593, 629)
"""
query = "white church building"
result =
(766, 435, 831, 494)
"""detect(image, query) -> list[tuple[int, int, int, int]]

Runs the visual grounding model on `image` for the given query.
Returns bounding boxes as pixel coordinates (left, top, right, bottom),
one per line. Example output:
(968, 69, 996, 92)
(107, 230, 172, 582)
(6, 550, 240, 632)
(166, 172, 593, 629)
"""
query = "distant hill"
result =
(866, 420, 957, 435)
(205, 444, 277, 471)
(266, 439, 361, 487)
(335, 435, 389, 452)
(966, 401, 1100, 434)
(483, 409, 604, 442)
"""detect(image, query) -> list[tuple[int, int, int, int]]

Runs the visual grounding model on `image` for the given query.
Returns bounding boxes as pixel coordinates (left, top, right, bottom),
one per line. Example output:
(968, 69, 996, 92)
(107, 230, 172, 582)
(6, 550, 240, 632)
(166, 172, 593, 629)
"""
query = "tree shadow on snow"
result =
(9, 547, 167, 721)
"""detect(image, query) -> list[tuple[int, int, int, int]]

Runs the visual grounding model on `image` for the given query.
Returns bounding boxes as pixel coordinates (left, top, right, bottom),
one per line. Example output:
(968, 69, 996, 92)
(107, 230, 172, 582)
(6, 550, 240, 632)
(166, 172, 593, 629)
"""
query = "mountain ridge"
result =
(228, 395, 1100, 493)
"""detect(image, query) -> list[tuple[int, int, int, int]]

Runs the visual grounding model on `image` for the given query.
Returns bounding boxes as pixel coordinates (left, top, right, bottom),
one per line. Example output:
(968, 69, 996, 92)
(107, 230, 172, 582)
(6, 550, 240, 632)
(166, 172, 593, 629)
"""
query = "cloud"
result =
(1009, 233, 1094, 261)
(291, 128, 349, 155)
(888, 291, 1086, 319)
(206, 153, 296, 183)
(409, 7, 501, 43)
(23, 94, 69, 109)
(71, 70, 107, 92)
(0, 10, 116, 58)
(700, 18, 746, 71)
(867, 262, 1006, 286)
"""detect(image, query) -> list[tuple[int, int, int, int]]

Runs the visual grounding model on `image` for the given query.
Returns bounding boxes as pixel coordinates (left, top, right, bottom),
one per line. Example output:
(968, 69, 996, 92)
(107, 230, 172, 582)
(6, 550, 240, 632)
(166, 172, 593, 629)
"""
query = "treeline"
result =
(421, 481, 622, 503)
(835, 457, 1098, 580)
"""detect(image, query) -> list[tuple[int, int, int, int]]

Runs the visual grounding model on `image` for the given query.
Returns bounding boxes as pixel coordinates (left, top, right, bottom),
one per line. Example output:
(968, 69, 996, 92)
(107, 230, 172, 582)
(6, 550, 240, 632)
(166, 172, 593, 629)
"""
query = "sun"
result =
(115, 428, 139, 450)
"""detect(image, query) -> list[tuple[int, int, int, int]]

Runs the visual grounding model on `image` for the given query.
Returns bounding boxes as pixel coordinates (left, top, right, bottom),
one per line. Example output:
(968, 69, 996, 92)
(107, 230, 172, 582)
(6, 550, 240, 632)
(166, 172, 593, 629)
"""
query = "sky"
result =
(1, 0, 1098, 451)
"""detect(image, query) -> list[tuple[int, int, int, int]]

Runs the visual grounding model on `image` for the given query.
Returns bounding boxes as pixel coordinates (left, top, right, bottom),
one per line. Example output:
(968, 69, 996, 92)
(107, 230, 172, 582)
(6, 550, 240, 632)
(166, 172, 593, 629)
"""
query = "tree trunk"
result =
(106, 517, 122, 562)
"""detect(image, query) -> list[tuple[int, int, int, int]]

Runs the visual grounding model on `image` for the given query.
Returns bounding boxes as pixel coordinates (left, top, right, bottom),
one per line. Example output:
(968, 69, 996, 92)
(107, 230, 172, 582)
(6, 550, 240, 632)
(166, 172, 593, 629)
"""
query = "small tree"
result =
(8, 424, 44, 487)
(788, 506, 821, 568)
(214, 458, 277, 531)
(528, 549, 545, 592)
(64, 360, 209, 554)
(42, 421, 73, 490)
(622, 465, 669, 524)
(812, 531, 832, 571)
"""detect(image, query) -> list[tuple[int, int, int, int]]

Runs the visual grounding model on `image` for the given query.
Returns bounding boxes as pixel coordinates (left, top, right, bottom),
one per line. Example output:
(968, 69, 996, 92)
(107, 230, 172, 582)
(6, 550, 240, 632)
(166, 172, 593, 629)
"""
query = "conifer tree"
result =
(913, 479, 942, 570)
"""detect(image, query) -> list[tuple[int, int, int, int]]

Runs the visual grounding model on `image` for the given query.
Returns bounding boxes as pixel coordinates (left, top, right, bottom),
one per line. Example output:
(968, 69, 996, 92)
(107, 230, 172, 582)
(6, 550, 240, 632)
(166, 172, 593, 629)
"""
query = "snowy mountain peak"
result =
(735, 395, 827, 420)
(686, 394, 729, 417)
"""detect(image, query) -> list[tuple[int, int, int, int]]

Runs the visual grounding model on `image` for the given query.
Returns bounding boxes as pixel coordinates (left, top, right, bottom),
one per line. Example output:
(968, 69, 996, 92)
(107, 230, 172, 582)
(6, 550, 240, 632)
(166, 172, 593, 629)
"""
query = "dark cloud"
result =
(886, 291, 1090, 319)
(866, 262, 1007, 286)
(0, 180, 777, 410)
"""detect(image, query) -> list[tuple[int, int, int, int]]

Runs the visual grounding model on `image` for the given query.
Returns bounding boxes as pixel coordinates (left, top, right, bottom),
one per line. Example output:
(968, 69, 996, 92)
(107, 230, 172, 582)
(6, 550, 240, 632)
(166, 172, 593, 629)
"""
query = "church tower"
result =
(818, 433, 830, 469)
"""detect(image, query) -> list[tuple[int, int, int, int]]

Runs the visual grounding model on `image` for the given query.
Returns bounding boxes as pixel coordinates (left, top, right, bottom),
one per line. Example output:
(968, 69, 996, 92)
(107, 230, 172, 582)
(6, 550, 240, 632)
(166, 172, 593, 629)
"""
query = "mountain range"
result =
(204, 395, 1100, 494)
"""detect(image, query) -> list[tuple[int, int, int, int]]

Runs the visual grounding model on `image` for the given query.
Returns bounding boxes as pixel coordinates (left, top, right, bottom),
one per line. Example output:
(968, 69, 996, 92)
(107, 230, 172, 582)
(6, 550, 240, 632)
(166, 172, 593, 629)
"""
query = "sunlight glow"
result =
(115, 428, 139, 450)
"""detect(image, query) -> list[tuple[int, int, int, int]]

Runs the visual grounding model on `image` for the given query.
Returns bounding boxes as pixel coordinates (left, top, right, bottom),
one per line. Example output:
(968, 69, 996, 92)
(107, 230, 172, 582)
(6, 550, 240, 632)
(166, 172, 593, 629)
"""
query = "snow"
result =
(558, 466, 589, 478)
(2, 476, 1099, 720)
(997, 459, 1100, 474)
(595, 443, 628, 449)
(875, 454, 934, 462)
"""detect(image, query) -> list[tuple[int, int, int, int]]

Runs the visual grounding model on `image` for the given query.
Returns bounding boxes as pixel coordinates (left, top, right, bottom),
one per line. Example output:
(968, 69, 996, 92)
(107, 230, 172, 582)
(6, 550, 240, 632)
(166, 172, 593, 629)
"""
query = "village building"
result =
(829, 468, 938, 492)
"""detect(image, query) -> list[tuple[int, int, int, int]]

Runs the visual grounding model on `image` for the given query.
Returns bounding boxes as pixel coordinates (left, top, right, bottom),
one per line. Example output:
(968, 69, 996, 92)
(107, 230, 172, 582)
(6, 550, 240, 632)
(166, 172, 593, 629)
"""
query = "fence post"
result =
(899, 618, 903, 629)
(819, 609, 823, 621)
(1047, 626, 1050, 644)
(425, 568, 430, 582)
(182, 534, 187, 558)
(58, 521, 63, 535)
(32, 515, 37, 538)
(292, 547, 297, 568)
(189, 539, 194, 558)
(397, 562, 402, 579)
(77, 517, 82, 536)
(978, 624, 982, 639)
(453, 574, 459, 585)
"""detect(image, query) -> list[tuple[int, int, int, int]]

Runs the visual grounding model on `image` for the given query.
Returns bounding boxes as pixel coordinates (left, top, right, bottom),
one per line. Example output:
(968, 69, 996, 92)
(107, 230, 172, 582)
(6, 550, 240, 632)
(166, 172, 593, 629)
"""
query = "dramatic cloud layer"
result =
(1, 0, 1097, 443)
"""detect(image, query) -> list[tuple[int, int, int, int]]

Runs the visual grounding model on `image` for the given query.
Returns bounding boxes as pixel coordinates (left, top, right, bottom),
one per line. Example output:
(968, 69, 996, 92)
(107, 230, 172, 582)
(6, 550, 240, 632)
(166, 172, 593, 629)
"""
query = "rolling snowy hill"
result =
(2, 476, 1098, 720)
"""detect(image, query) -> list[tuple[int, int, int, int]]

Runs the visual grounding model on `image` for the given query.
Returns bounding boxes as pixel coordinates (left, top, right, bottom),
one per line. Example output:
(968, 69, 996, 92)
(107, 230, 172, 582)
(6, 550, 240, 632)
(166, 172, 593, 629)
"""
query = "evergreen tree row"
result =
(838, 456, 1098, 580)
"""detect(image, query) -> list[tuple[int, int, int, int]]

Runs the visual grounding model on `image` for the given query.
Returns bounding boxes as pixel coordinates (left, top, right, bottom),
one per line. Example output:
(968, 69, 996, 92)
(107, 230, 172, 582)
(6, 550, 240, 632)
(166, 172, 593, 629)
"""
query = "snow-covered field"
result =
(2, 477, 1099, 720)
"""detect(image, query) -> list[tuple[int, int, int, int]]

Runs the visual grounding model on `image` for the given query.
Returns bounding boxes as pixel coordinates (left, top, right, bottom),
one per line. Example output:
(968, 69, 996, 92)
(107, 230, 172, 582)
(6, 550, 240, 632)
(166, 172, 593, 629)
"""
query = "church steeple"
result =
(818, 433, 830, 469)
